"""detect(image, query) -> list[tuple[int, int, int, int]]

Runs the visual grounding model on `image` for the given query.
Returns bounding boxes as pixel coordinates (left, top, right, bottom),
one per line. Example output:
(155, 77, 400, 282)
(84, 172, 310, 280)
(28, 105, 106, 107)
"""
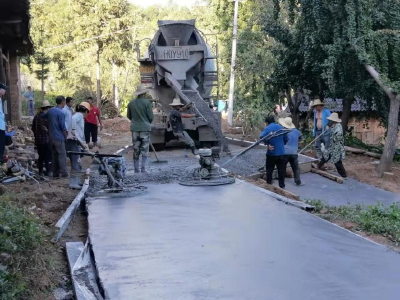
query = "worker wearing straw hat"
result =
(311, 98, 332, 159)
(317, 113, 347, 178)
(169, 96, 199, 157)
(279, 117, 304, 186)
(127, 84, 154, 173)
(32, 100, 54, 176)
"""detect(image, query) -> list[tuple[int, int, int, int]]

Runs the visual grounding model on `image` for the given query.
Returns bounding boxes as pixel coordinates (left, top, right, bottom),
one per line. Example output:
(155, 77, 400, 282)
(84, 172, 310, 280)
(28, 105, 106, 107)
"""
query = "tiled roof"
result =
(286, 97, 374, 113)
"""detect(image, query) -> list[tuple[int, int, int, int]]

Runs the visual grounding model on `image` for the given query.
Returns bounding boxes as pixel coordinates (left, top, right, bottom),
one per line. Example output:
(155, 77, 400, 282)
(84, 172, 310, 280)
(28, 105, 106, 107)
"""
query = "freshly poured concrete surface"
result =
(284, 173, 400, 206)
(88, 181, 400, 300)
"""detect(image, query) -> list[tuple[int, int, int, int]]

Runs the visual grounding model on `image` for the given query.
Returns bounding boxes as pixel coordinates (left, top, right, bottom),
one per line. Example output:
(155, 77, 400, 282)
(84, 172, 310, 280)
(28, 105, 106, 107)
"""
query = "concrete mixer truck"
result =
(137, 19, 226, 151)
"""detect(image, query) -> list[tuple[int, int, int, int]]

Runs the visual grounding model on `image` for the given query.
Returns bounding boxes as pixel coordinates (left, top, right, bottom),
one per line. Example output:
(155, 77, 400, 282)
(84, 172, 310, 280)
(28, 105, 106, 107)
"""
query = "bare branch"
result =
(364, 65, 394, 98)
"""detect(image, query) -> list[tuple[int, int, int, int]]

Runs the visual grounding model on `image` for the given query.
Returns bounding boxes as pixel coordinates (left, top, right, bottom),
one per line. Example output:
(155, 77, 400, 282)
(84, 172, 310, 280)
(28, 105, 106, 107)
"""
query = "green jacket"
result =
(127, 97, 154, 132)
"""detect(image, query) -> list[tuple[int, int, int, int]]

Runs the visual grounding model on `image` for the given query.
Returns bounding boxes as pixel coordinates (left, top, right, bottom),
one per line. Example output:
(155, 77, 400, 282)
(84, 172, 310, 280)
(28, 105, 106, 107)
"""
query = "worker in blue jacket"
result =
(260, 115, 289, 188)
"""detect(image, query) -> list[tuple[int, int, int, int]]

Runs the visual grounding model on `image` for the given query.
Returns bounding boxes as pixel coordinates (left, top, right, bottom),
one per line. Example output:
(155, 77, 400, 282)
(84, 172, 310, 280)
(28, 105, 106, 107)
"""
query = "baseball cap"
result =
(0, 83, 8, 90)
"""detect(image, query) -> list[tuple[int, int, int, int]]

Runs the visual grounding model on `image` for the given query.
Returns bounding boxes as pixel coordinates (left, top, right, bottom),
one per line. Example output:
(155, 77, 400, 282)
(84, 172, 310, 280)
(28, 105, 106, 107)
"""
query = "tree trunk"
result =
(96, 49, 101, 108)
(286, 89, 301, 128)
(112, 62, 119, 109)
(302, 109, 313, 132)
(376, 95, 400, 176)
(363, 64, 399, 176)
(41, 61, 45, 101)
(341, 96, 354, 134)
(88, 71, 94, 99)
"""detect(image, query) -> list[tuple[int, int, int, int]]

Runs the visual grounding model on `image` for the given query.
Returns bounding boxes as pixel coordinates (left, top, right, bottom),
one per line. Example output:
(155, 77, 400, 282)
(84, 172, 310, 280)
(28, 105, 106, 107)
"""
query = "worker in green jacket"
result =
(127, 84, 154, 173)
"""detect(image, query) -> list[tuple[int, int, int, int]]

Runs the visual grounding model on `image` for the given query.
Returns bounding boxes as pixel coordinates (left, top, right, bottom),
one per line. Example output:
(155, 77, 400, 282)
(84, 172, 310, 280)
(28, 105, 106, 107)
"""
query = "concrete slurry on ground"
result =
(283, 172, 400, 206)
(87, 180, 400, 300)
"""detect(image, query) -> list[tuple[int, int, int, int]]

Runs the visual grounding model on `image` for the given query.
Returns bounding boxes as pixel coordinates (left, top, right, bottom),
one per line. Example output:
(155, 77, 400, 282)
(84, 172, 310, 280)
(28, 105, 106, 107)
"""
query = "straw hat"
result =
(279, 117, 296, 129)
(327, 112, 342, 123)
(79, 101, 91, 111)
(169, 97, 184, 107)
(40, 100, 53, 109)
(311, 99, 325, 107)
(133, 84, 150, 96)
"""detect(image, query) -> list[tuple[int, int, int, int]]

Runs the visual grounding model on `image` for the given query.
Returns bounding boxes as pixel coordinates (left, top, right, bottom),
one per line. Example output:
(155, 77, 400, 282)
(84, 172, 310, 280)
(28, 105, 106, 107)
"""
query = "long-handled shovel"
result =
(258, 131, 326, 171)
(150, 142, 168, 164)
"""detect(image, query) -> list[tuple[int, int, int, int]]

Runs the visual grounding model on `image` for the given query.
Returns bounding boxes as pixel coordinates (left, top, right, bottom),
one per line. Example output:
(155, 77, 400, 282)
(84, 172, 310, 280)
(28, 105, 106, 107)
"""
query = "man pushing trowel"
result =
(168, 96, 200, 158)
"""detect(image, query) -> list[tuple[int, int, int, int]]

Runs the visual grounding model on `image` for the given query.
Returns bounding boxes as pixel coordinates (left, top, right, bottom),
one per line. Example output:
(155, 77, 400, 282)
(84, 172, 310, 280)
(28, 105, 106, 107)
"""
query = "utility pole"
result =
(227, 0, 244, 126)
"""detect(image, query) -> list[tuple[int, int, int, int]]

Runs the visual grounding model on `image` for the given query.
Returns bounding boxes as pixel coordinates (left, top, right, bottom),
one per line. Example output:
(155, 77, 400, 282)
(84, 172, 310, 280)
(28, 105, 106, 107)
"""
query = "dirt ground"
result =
(1, 118, 132, 300)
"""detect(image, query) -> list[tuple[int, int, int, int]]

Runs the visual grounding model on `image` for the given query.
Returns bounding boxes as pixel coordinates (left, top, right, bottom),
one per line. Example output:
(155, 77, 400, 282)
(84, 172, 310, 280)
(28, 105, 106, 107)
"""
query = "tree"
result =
(260, 0, 400, 175)
(210, 0, 278, 130)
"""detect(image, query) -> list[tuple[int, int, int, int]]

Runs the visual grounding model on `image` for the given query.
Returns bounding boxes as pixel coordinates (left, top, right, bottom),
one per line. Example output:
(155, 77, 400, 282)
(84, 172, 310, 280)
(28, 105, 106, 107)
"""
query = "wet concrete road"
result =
(284, 173, 400, 206)
(88, 181, 400, 300)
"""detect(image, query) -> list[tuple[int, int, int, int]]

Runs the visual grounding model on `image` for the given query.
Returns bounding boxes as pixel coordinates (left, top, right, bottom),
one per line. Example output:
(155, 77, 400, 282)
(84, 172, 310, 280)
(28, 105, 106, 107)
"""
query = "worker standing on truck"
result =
(260, 115, 288, 189)
(127, 84, 154, 173)
(279, 117, 304, 186)
(169, 96, 199, 157)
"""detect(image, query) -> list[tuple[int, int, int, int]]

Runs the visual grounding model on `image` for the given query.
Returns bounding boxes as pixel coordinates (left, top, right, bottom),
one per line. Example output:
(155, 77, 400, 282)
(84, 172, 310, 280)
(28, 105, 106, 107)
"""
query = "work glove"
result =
(321, 143, 325, 152)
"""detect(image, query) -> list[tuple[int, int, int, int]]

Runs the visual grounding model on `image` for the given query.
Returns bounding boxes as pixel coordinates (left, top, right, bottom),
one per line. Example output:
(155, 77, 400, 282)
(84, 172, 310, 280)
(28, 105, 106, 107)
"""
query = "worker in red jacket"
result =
(84, 97, 103, 149)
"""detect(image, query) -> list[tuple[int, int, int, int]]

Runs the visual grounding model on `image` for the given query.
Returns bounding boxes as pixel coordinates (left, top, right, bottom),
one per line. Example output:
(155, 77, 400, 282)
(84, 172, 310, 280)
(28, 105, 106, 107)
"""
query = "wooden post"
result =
(0, 45, 6, 84)
(256, 179, 301, 201)
(310, 168, 344, 184)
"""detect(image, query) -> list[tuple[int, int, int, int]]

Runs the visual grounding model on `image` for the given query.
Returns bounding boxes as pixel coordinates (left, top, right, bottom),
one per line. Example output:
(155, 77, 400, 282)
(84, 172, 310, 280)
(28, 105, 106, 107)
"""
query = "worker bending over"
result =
(279, 117, 303, 186)
(260, 116, 288, 188)
(169, 97, 199, 157)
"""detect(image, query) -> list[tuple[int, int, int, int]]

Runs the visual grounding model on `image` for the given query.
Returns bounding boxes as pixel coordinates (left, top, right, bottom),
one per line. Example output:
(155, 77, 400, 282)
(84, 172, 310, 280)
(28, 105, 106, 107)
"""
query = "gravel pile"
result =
(87, 147, 270, 195)
(219, 149, 266, 177)
(124, 157, 198, 184)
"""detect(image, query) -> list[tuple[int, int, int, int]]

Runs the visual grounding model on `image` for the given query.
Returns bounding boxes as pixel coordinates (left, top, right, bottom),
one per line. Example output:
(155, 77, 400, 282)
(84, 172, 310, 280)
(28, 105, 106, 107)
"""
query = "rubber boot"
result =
(69, 175, 82, 190)
(141, 156, 148, 173)
(134, 159, 140, 173)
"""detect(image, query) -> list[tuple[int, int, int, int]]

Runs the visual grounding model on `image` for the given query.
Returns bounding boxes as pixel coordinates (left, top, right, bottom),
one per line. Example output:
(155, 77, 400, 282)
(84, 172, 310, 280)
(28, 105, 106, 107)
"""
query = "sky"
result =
(129, 0, 205, 7)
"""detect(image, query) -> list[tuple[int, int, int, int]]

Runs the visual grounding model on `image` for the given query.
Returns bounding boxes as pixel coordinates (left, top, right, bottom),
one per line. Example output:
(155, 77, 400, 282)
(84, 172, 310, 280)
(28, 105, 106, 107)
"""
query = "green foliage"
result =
(306, 200, 400, 244)
(0, 198, 44, 299)
(211, 0, 277, 121)
(27, 0, 220, 111)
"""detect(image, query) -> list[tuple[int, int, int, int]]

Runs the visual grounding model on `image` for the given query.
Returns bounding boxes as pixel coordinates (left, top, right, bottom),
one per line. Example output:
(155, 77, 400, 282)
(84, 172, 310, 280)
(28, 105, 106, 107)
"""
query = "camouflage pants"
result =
(174, 131, 195, 148)
(132, 131, 150, 160)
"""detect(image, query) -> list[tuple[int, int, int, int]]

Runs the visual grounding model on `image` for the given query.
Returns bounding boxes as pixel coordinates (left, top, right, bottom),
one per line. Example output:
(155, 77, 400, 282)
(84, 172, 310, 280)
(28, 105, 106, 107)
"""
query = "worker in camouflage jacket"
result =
(127, 84, 154, 173)
(317, 113, 347, 178)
